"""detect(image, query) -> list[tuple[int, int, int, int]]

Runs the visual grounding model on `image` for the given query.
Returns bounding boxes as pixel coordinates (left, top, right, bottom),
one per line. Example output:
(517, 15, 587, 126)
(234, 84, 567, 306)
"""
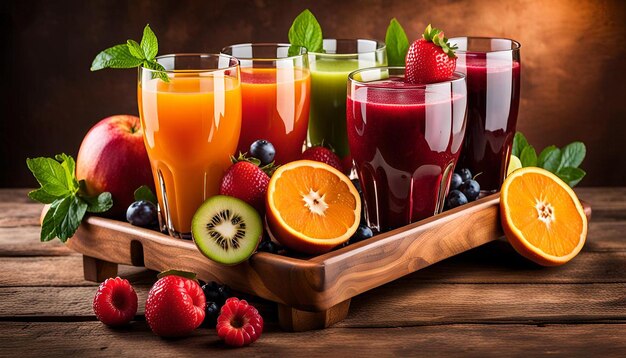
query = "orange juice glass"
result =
(221, 44, 310, 164)
(138, 54, 242, 238)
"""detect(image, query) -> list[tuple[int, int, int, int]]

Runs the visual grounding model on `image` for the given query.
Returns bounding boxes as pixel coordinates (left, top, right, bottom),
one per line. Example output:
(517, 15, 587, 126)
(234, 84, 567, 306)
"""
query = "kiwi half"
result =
(191, 195, 262, 265)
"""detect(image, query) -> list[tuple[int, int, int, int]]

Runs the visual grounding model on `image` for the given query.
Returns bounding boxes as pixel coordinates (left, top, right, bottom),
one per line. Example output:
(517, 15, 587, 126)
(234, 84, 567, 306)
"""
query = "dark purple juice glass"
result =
(449, 37, 521, 192)
(347, 67, 467, 232)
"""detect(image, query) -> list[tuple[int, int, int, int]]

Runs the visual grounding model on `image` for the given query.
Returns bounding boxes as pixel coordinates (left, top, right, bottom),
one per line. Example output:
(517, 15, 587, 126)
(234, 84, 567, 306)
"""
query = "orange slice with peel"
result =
(266, 160, 361, 255)
(500, 167, 588, 266)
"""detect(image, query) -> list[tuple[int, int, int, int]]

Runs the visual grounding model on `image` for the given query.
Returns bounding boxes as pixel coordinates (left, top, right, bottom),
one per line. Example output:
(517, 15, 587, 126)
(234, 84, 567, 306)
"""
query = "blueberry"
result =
(257, 240, 280, 254)
(126, 200, 158, 227)
(446, 190, 468, 209)
(249, 139, 276, 165)
(450, 173, 463, 191)
(460, 179, 480, 201)
(203, 301, 220, 327)
(456, 168, 472, 183)
(202, 282, 231, 306)
(351, 224, 374, 243)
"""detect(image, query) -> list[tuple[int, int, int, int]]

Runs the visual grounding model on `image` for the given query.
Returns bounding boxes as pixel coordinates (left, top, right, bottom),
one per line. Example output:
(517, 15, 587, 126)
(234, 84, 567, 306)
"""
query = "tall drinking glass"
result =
(221, 43, 310, 164)
(347, 67, 467, 232)
(138, 54, 242, 238)
(449, 37, 521, 192)
(308, 39, 386, 170)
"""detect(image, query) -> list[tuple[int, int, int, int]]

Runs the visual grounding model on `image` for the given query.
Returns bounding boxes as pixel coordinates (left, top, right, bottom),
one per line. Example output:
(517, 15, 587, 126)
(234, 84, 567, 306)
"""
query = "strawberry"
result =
(219, 154, 276, 214)
(92, 277, 138, 326)
(217, 297, 264, 347)
(145, 274, 206, 337)
(405, 24, 458, 84)
(301, 146, 343, 172)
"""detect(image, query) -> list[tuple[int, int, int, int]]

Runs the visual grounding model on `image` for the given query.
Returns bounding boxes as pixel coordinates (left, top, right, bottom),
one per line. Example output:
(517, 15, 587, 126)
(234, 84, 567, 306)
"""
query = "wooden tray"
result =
(66, 193, 591, 331)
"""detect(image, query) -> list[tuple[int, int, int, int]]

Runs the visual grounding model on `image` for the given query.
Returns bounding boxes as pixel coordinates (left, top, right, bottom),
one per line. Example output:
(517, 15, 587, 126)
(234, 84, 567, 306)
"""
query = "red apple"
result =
(76, 115, 155, 218)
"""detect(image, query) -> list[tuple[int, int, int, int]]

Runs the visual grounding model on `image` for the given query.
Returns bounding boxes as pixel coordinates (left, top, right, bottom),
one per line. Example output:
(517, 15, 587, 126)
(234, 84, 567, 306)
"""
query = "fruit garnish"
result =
(217, 297, 264, 347)
(219, 153, 277, 213)
(445, 189, 468, 209)
(405, 24, 458, 84)
(26, 154, 113, 242)
(126, 200, 158, 228)
(191, 195, 263, 266)
(301, 145, 343, 172)
(460, 179, 480, 201)
(500, 167, 588, 266)
(249, 139, 276, 166)
(288, 9, 323, 55)
(385, 18, 410, 66)
(92, 277, 138, 326)
(507, 154, 523, 176)
(512, 132, 586, 187)
(266, 160, 361, 254)
(145, 274, 206, 337)
(204, 301, 220, 328)
(91, 24, 169, 82)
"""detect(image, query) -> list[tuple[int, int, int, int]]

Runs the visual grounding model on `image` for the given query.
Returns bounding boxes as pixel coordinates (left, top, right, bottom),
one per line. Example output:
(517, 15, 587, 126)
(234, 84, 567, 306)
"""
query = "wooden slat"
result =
(2, 283, 624, 325)
(0, 322, 623, 357)
(0, 202, 43, 228)
(0, 227, 72, 257)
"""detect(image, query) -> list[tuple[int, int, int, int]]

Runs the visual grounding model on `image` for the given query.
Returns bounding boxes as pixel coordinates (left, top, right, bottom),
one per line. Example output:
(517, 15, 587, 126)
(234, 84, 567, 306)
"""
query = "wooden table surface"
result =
(1, 188, 625, 357)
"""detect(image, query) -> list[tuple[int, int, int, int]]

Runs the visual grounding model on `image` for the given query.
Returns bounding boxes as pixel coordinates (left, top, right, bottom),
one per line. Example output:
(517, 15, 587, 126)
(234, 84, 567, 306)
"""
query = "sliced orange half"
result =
(500, 167, 588, 266)
(266, 160, 361, 255)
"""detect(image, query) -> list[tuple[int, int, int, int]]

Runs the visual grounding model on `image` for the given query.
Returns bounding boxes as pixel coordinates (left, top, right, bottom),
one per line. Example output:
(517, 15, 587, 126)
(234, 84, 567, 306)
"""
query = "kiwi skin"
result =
(191, 195, 262, 266)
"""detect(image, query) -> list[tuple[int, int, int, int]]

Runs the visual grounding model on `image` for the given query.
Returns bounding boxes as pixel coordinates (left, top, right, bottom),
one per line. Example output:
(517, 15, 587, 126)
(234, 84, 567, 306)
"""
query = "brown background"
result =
(1, 0, 625, 187)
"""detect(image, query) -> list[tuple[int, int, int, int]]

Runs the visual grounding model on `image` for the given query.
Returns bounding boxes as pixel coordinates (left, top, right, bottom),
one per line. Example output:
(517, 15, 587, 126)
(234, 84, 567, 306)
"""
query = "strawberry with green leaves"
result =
(405, 24, 458, 84)
(219, 154, 277, 214)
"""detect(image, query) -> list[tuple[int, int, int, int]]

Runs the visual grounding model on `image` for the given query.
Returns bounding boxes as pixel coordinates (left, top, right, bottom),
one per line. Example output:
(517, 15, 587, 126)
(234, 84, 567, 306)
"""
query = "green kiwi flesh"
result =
(191, 195, 262, 265)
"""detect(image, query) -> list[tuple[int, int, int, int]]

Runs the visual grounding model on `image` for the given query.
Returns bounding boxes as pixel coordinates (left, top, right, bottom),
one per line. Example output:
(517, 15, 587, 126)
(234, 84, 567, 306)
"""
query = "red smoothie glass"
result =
(449, 37, 521, 192)
(347, 67, 467, 232)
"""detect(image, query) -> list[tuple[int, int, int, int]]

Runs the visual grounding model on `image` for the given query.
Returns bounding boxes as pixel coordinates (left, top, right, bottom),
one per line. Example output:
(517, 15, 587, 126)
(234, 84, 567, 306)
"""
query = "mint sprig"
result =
(288, 9, 323, 56)
(512, 132, 586, 187)
(91, 24, 169, 82)
(26, 154, 113, 242)
(385, 18, 409, 66)
(134, 185, 158, 205)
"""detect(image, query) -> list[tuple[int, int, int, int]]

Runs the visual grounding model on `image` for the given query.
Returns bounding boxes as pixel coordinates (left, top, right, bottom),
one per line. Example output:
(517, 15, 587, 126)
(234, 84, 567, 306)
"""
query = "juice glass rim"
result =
(310, 38, 386, 58)
(139, 53, 240, 74)
(348, 66, 465, 90)
(220, 43, 308, 61)
(448, 36, 521, 54)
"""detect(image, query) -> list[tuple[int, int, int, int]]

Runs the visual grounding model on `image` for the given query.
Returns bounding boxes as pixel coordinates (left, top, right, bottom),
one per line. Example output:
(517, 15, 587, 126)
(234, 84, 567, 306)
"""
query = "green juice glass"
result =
(308, 39, 387, 169)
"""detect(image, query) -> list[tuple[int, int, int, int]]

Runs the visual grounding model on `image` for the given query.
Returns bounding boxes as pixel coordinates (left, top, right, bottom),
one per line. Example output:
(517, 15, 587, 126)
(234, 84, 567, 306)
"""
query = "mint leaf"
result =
(55, 196, 87, 242)
(288, 9, 323, 53)
(40, 203, 58, 242)
(143, 60, 170, 83)
(537, 145, 561, 172)
(28, 188, 58, 204)
(91, 44, 144, 71)
(55, 153, 79, 191)
(127, 39, 145, 59)
(512, 132, 529, 158)
(140, 25, 158, 60)
(134, 185, 158, 205)
(558, 142, 586, 170)
(557, 167, 586, 187)
(520, 145, 537, 167)
(26, 157, 72, 198)
(83, 191, 114, 213)
(385, 18, 409, 67)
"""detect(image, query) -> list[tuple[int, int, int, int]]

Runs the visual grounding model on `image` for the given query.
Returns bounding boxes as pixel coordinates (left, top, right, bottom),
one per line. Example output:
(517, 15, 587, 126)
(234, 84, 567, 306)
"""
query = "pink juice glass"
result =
(449, 37, 521, 192)
(347, 67, 467, 232)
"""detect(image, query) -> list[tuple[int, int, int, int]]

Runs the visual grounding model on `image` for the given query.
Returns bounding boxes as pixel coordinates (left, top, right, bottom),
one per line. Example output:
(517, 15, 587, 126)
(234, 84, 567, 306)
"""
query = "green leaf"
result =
(512, 132, 529, 158)
(537, 145, 561, 173)
(520, 145, 537, 167)
(288, 9, 323, 53)
(55, 153, 79, 191)
(53, 196, 87, 242)
(28, 188, 58, 204)
(140, 24, 158, 60)
(385, 18, 409, 67)
(144, 60, 170, 83)
(82, 191, 114, 213)
(558, 142, 586, 170)
(127, 39, 145, 59)
(26, 157, 71, 198)
(90, 44, 144, 71)
(134, 185, 158, 205)
(40, 202, 58, 242)
(557, 167, 586, 187)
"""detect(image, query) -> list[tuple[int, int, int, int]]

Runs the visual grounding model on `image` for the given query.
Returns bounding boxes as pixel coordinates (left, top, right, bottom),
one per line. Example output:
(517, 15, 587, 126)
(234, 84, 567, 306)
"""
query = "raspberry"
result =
(92, 277, 138, 326)
(145, 275, 206, 337)
(216, 297, 264, 347)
